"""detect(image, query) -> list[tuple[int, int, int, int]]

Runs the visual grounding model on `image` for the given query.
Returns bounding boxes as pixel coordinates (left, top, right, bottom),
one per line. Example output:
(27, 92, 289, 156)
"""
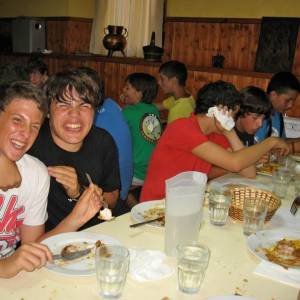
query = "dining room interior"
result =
(0, 1, 300, 300)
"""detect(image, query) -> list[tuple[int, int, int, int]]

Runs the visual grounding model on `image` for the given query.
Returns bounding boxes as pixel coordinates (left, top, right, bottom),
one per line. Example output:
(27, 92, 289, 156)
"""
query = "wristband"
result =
(67, 185, 85, 202)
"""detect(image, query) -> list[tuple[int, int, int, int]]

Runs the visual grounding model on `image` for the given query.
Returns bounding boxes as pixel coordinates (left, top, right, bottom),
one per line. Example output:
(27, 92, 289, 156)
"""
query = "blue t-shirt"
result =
(94, 98, 133, 200)
(254, 112, 286, 143)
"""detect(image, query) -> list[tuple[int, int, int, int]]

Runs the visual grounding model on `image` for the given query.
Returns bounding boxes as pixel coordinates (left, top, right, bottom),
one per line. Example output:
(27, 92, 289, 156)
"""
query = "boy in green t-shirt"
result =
(155, 60, 195, 124)
(122, 73, 162, 207)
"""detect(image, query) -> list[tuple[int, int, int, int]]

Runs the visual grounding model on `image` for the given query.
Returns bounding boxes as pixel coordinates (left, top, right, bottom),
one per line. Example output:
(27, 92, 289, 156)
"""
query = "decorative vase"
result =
(103, 25, 128, 57)
(142, 32, 163, 62)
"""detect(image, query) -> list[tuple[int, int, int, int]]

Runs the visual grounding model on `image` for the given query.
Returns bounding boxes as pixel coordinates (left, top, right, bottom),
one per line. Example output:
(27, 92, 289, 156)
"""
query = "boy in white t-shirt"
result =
(0, 81, 103, 278)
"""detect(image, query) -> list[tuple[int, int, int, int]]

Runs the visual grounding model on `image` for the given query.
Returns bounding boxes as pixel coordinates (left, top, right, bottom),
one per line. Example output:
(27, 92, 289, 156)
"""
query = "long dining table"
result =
(0, 175, 299, 300)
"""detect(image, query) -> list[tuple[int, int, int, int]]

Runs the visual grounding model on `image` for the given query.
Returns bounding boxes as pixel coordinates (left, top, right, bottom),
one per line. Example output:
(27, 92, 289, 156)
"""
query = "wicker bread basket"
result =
(229, 186, 281, 222)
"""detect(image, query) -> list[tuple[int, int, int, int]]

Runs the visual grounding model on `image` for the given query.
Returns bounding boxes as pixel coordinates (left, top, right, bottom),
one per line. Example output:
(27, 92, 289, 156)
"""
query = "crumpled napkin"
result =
(129, 248, 174, 282)
(254, 261, 300, 289)
(206, 106, 235, 131)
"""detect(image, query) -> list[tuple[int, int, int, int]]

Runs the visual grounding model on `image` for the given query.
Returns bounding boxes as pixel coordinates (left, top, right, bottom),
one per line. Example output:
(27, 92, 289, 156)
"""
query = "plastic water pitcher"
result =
(164, 171, 207, 256)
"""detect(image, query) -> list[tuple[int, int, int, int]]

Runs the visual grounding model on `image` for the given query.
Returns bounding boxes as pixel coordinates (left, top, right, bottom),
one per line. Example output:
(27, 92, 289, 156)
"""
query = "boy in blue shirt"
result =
(255, 72, 300, 143)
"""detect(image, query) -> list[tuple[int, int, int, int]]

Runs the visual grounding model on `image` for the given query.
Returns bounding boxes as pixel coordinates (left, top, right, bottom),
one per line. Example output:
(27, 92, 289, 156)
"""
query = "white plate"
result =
(208, 174, 272, 191)
(247, 228, 300, 269)
(130, 199, 165, 228)
(205, 296, 256, 300)
(42, 232, 121, 276)
(290, 154, 300, 162)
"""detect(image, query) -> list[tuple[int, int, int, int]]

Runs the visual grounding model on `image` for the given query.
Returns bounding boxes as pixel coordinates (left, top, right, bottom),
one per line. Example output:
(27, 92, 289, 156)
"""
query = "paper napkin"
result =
(254, 261, 300, 289)
(129, 248, 174, 282)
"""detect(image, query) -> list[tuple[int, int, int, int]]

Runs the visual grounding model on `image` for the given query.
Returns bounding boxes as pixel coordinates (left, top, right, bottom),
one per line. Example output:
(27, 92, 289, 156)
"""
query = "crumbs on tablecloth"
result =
(243, 278, 248, 283)
(161, 297, 171, 300)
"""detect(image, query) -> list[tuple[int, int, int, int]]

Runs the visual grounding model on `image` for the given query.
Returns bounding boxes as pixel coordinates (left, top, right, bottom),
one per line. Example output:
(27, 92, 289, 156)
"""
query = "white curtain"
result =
(89, 0, 164, 57)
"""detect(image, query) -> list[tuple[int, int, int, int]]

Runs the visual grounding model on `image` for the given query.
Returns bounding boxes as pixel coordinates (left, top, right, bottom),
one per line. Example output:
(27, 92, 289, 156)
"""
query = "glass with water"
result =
(243, 199, 267, 236)
(95, 245, 129, 299)
(209, 187, 231, 226)
(177, 242, 210, 294)
(272, 168, 292, 199)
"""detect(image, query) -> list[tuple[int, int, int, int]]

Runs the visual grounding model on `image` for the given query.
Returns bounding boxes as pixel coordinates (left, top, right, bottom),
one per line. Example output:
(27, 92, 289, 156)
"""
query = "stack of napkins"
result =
(254, 261, 300, 288)
(129, 249, 174, 282)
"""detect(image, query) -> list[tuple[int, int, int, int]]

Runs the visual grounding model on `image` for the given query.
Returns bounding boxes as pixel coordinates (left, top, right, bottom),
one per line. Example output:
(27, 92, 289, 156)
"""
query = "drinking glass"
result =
(176, 242, 210, 294)
(272, 168, 293, 199)
(95, 245, 129, 299)
(243, 199, 267, 236)
(209, 187, 231, 226)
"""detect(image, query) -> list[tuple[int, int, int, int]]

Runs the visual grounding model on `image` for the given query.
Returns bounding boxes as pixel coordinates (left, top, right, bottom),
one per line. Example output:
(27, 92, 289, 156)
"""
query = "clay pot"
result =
(103, 25, 128, 57)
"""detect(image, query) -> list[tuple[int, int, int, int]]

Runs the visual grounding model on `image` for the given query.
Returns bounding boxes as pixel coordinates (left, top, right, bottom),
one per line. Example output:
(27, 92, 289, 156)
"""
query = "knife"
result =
(130, 217, 163, 228)
(52, 248, 93, 261)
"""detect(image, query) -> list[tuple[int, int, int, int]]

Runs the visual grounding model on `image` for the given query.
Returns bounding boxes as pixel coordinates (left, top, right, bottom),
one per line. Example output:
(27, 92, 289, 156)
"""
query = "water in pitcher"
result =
(165, 211, 201, 257)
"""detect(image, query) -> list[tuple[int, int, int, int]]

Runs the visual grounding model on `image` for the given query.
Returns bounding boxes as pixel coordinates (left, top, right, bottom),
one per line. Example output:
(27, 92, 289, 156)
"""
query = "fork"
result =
(85, 173, 108, 208)
(290, 196, 300, 215)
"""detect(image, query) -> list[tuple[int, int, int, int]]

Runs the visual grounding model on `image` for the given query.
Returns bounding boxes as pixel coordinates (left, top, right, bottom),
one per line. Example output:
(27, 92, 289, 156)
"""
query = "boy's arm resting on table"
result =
(208, 166, 229, 180)
(222, 130, 256, 178)
(192, 136, 289, 173)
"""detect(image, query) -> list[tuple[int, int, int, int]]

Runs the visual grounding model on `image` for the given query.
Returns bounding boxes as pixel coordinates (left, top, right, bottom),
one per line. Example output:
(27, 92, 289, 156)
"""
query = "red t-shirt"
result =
(140, 115, 230, 202)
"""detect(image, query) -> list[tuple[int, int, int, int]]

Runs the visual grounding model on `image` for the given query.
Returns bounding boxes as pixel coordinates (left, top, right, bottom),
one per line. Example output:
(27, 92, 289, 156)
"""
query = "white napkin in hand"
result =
(254, 261, 300, 288)
(206, 106, 235, 131)
(129, 249, 174, 282)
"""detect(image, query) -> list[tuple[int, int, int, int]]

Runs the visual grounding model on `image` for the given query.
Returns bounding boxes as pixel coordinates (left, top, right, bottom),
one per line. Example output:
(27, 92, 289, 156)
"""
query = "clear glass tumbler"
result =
(272, 168, 293, 199)
(243, 199, 267, 236)
(95, 245, 129, 299)
(177, 242, 210, 294)
(209, 188, 231, 226)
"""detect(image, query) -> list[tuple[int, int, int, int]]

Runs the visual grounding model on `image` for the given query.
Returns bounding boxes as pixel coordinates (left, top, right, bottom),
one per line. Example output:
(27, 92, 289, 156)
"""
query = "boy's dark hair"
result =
(267, 72, 300, 95)
(159, 60, 187, 86)
(126, 72, 158, 104)
(0, 81, 48, 117)
(0, 62, 28, 86)
(195, 80, 242, 114)
(27, 57, 48, 75)
(237, 86, 272, 118)
(77, 66, 104, 107)
(44, 69, 101, 109)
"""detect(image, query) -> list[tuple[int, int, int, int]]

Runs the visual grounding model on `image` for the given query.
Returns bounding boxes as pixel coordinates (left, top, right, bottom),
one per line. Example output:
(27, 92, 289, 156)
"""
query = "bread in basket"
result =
(229, 186, 281, 222)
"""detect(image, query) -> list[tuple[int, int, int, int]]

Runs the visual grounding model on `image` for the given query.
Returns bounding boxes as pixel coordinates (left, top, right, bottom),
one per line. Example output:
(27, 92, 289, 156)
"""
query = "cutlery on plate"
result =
(130, 217, 163, 228)
(52, 247, 93, 261)
(290, 196, 300, 215)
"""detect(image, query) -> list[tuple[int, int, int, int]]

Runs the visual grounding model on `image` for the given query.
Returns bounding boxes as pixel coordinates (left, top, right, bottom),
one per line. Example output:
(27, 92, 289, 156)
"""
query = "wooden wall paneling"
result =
(47, 21, 66, 53)
(162, 21, 173, 61)
(246, 24, 260, 71)
(65, 20, 92, 54)
(46, 19, 92, 54)
(292, 29, 300, 76)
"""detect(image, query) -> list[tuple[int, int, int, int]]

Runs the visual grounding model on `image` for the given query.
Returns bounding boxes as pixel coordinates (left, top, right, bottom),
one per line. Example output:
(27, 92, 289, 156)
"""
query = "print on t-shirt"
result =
(0, 194, 24, 257)
(139, 113, 162, 143)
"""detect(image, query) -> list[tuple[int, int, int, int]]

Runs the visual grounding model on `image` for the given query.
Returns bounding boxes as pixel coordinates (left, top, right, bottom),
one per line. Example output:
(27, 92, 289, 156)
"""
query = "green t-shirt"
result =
(123, 102, 162, 181)
(163, 95, 195, 124)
